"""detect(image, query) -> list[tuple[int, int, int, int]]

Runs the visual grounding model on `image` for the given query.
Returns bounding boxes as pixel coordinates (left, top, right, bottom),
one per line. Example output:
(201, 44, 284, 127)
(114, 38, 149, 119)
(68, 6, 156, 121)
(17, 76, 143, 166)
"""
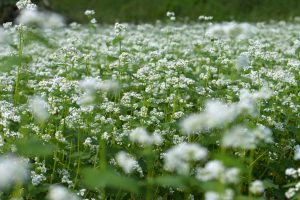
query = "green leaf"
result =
(149, 176, 186, 189)
(70, 151, 91, 160)
(82, 168, 140, 193)
(0, 55, 32, 72)
(212, 152, 246, 171)
(16, 138, 57, 157)
(106, 55, 118, 62)
(24, 31, 56, 48)
(263, 179, 279, 189)
(112, 36, 123, 46)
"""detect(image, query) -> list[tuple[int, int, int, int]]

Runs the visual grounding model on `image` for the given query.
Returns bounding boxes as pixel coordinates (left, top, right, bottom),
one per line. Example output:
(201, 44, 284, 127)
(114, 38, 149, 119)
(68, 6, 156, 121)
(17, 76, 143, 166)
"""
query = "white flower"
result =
(129, 127, 163, 146)
(90, 18, 97, 24)
(205, 189, 234, 200)
(197, 160, 225, 181)
(115, 23, 127, 35)
(16, 9, 64, 28)
(84, 10, 95, 16)
(16, 0, 37, 10)
(0, 28, 9, 44)
(163, 143, 207, 175)
(222, 126, 257, 149)
(116, 151, 143, 175)
(236, 53, 250, 69)
(285, 168, 298, 178)
(47, 185, 80, 200)
(29, 96, 50, 123)
(0, 155, 29, 190)
(3, 22, 12, 29)
(181, 100, 236, 134)
(249, 180, 264, 195)
(285, 188, 296, 199)
(294, 145, 300, 160)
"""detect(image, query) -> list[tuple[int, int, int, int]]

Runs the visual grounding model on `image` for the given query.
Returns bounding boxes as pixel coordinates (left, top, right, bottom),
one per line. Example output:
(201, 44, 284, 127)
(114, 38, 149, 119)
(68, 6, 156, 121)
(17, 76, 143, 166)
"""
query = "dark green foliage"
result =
(2, 0, 300, 23)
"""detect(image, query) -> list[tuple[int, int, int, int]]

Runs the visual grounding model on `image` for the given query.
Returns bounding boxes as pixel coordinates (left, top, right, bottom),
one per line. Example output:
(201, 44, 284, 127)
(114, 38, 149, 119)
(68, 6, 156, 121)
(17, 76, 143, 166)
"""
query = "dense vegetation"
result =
(1, 0, 300, 23)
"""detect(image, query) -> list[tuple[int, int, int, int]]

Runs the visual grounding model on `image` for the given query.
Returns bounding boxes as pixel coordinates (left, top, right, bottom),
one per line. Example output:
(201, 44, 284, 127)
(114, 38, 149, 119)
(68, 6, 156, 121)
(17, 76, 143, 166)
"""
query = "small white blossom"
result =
(249, 180, 264, 195)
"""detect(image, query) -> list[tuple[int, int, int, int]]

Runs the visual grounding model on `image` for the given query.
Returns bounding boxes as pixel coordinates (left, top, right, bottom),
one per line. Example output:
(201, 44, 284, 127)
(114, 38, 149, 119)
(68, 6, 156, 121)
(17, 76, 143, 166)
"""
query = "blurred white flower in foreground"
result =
(0, 155, 29, 190)
(249, 180, 264, 195)
(205, 189, 234, 200)
(181, 100, 236, 134)
(29, 96, 50, 123)
(47, 185, 80, 200)
(197, 160, 240, 184)
(163, 143, 207, 175)
(0, 28, 9, 44)
(206, 22, 257, 40)
(16, 9, 65, 28)
(116, 151, 143, 176)
(294, 145, 300, 160)
(77, 78, 119, 106)
(236, 53, 250, 70)
(181, 88, 272, 134)
(129, 127, 163, 146)
(222, 125, 272, 149)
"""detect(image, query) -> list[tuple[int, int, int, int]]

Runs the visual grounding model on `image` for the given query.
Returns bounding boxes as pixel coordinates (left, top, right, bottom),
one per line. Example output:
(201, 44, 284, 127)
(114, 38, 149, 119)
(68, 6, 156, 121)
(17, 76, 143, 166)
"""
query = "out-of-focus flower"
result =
(249, 180, 264, 195)
(47, 185, 80, 200)
(16, 9, 64, 28)
(28, 96, 50, 123)
(0, 155, 29, 190)
(116, 151, 143, 176)
(163, 143, 207, 175)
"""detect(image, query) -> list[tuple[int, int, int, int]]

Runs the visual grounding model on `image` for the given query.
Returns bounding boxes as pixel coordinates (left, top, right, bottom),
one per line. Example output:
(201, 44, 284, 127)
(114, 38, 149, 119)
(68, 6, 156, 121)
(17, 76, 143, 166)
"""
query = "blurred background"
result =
(1, 0, 300, 24)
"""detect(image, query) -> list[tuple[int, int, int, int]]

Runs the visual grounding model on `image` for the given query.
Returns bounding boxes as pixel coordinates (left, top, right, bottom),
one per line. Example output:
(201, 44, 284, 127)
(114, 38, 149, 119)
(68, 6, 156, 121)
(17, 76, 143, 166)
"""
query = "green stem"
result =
(14, 28, 24, 106)
(248, 149, 254, 197)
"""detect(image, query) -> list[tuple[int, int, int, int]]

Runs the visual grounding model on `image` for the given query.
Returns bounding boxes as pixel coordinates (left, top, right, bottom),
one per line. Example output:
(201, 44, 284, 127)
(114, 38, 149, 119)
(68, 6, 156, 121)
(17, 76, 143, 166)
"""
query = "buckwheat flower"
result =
(223, 168, 240, 184)
(205, 191, 219, 200)
(285, 187, 296, 199)
(47, 185, 80, 200)
(205, 189, 234, 200)
(0, 28, 8, 44)
(0, 155, 29, 190)
(285, 168, 298, 178)
(98, 80, 119, 92)
(166, 11, 174, 17)
(84, 10, 95, 16)
(222, 126, 256, 149)
(236, 53, 250, 69)
(115, 23, 127, 35)
(29, 96, 50, 123)
(198, 15, 213, 21)
(16, 0, 37, 10)
(249, 180, 264, 195)
(152, 132, 163, 145)
(294, 145, 300, 160)
(90, 18, 97, 24)
(253, 124, 273, 144)
(129, 128, 163, 146)
(196, 160, 225, 181)
(16, 9, 64, 28)
(163, 143, 207, 175)
(181, 100, 236, 134)
(116, 151, 143, 176)
(3, 22, 12, 29)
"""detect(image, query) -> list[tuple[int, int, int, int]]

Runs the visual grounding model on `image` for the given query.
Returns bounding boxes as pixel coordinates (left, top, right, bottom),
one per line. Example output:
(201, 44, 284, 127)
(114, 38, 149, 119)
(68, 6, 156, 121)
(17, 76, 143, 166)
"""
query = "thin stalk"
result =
(248, 149, 254, 197)
(14, 28, 24, 106)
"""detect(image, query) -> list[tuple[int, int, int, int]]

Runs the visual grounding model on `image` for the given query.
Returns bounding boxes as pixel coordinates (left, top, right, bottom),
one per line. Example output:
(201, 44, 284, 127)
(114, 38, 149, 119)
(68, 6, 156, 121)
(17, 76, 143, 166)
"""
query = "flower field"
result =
(0, 1, 300, 200)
